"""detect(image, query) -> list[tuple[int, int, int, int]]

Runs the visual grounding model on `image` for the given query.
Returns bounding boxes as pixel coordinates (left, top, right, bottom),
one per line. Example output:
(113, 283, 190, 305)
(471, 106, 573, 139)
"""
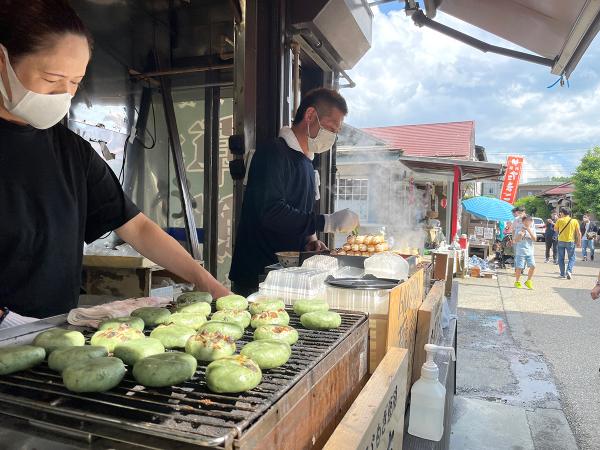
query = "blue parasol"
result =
(462, 197, 514, 222)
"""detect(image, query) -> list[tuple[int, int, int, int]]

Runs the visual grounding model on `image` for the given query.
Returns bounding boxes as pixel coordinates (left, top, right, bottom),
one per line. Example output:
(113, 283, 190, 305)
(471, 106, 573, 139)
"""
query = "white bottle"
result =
(407, 344, 456, 441)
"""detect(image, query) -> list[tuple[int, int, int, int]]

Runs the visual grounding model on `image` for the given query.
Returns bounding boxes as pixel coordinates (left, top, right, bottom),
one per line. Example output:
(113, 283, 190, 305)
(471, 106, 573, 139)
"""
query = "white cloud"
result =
(343, 7, 600, 178)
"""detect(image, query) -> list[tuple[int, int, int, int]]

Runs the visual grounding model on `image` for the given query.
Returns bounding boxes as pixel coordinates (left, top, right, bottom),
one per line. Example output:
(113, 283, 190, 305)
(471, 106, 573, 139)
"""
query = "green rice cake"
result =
(62, 357, 126, 393)
(211, 309, 251, 329)
(185, 331, 236, 361)
(113, 338, 165, 366)
(292, 299, 329, 316)
(132, 352, 197, 387)
(253, 325, 299, 346)
(90, 325, 145, 352)
(250, 309, 290, 328)
(205, 355, 262, 393)
(176, 291, 213, 306)
(0, 345, 46, 375)
(48, 346, 108, 373)
(149, 324, 196, 349)
(216, 295, 248, 311)
(198, 321, 244, 340)
(240, 340, 291, 369)
(300, 311, 342, 330)
(33, 328, 85, 353)
(131, 307, 171, 327)
(175, 301, 211, 316)
(98, 316, 144, 331)
(249, 298, 285, 315)
(167, 312, 207, 330)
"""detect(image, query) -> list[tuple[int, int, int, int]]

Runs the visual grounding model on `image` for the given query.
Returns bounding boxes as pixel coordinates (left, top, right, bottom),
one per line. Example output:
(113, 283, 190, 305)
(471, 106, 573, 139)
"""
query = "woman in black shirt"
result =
(0, 0, 229, 324)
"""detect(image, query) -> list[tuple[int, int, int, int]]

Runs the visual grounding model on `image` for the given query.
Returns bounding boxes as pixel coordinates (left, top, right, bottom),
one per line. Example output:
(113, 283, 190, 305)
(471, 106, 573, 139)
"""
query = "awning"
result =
(398, 156, 505, 181)
(413, 0, 600, 77)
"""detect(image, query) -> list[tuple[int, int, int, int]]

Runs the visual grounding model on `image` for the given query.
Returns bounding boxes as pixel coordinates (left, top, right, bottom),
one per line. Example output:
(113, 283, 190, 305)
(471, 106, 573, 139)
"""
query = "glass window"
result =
(336, 177, 369, 221)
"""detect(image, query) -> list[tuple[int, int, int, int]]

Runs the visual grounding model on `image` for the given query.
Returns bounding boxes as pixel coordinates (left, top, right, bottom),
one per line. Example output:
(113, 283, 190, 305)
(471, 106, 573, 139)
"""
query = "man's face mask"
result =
(0, 45, 72, 129)
(307, 111, 337, 154)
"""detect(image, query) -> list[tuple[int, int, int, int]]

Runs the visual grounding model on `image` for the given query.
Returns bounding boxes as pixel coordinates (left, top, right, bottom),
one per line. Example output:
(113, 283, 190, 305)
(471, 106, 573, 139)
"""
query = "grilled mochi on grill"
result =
(0, 345, 46, 375)
(240, 340, 291, 369)
(48, 346, 108, 372)
(131, 307, 171, 327)
(132, 352, 197, 387)
(300, 311, 342, 330)
(249, 298, 285, 315)
(176, 291, 213, 306)
(210, 309, 251, 329)
(166, 312, 207, 330)
(62, 357, 126, 393)
(98, 316, 145, 331)
(205, 355, 262, 393)
(292, 299, 329, 316)
(250, 309, 290, 328)
(149, 324, 196, 349)
(253, 325, 299, 345)
(33, 328, 85, 353)
(198, 321, 244, 340)
(185, 330, 236, 361)
(90, 325, 145, 353)
(216, 294, 248, 311)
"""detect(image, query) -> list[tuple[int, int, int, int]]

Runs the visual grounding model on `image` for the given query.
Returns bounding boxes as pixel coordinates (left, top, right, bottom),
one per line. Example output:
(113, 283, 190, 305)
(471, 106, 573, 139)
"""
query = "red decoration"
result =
(500, 155, 524, 204)
(441, 197, 447, 209)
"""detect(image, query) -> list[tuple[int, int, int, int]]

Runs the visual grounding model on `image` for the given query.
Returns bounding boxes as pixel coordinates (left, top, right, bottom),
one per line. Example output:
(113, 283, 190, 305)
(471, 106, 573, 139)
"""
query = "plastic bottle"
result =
(407, 344, 456, 441)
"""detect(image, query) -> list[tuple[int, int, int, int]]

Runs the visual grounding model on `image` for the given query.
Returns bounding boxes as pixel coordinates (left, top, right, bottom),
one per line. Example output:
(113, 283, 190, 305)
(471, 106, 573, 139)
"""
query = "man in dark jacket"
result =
(580, 213, 598, 261)
(229, 88, 360, 296)
(545, 212, 558, 264)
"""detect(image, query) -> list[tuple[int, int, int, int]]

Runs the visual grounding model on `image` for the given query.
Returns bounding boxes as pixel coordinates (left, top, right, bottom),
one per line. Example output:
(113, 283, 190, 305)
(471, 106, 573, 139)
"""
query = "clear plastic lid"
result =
(259, 267, 329, 302)
(301, 255, 339, 272)
(363, 252, 409, 281)
(333, 266, 365, 279)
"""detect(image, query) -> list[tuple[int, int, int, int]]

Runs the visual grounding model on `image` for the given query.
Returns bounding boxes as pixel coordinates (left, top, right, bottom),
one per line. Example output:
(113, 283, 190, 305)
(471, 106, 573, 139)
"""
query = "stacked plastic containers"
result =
(258, 256, 339, 305)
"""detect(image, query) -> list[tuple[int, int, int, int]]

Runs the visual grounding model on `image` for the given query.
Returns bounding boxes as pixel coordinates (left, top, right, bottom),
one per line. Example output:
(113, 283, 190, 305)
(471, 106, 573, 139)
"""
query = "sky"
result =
(343, 4, 600, 181)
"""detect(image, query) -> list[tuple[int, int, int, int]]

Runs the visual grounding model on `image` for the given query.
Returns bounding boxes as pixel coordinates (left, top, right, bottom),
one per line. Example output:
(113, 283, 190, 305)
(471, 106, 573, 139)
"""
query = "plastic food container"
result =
(325, 275, 399, 314)
(363, 252, 409, 281)
(258, 267, 329, 304)
(301, 255, 339, 273)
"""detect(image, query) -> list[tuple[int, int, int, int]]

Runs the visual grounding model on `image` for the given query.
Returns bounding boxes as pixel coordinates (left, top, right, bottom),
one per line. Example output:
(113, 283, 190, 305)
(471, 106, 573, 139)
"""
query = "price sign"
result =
(500, 155, 524, 204)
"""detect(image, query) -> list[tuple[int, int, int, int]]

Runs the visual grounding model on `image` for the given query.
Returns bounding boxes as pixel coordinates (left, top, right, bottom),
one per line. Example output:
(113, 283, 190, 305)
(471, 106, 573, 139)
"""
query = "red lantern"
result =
(441, 197, 447, 209)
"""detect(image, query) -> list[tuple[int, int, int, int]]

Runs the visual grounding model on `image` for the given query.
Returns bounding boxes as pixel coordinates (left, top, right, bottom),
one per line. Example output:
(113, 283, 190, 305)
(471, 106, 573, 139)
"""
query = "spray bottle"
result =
(408, 344, 456, 441)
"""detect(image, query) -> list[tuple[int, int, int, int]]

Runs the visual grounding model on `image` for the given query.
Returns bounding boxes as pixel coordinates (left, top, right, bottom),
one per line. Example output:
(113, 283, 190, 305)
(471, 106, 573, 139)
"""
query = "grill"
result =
(0, 308, 367, 449)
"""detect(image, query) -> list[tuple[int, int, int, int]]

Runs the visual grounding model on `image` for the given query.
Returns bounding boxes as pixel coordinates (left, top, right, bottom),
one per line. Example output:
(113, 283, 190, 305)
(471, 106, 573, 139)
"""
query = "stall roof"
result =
(539, 181, 575, 196)
(363, 121, 475, 159)
(417, 0, 600, 77)
(398, 155, 505, 181)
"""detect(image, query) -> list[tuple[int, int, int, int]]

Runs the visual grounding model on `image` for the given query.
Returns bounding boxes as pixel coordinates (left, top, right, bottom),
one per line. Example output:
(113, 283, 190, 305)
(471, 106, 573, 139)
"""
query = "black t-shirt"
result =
(229, 137, 323, 286)
(0, 118, 139, 318)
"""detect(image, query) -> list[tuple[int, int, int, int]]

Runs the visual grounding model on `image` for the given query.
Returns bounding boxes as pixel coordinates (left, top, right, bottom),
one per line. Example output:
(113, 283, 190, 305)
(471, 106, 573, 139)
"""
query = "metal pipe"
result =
(129, 64, 234, 80)
(291, 40, 301, 115)
(411, 10, 555, 68)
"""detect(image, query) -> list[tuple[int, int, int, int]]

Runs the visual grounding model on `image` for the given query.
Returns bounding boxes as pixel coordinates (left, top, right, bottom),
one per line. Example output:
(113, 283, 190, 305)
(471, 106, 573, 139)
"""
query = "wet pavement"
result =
(450, 242, 599, 449)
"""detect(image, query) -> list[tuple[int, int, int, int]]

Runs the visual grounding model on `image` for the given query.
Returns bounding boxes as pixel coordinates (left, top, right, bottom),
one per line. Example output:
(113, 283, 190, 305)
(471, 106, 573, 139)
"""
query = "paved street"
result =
(451, 242, 600, 449)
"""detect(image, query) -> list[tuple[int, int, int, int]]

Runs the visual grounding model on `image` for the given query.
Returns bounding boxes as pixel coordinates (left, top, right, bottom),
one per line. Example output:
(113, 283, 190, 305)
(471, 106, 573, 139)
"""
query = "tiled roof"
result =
(541, 182, 575, 196)
(519, 180, 564, 187)
(362, 121, 475, 159)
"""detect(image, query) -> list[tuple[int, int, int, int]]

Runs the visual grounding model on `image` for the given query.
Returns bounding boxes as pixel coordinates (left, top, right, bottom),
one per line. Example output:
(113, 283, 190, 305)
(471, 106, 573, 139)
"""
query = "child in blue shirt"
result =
(514, 215, 536, 289)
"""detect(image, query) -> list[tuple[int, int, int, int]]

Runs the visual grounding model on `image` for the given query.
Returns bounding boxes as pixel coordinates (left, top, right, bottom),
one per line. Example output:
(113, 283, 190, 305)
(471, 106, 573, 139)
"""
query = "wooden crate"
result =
(325, 347, 409, 450)
(412, 280, 445, 385)
(386, 269, 424, 399)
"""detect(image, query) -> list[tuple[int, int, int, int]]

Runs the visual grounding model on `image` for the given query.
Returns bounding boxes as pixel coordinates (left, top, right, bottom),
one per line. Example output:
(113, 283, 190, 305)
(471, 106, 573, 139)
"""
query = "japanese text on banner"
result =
(500, 155, 524, 204)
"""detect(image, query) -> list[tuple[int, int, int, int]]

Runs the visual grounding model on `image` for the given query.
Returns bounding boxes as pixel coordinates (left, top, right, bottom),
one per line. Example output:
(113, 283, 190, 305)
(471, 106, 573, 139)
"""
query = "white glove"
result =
(323, 209, 360, 233)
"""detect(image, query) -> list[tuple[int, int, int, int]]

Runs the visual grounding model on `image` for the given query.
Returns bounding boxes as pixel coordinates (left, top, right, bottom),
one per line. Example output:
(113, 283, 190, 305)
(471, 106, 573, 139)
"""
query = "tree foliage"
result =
(514, 195, 551, 218)
(573, 147, 600, 218)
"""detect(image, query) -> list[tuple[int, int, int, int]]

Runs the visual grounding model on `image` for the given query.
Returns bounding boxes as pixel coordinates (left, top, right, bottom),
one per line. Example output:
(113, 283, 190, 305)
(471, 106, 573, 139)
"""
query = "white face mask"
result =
(307, 112, 337, 154)
(0, 45, 72, 129)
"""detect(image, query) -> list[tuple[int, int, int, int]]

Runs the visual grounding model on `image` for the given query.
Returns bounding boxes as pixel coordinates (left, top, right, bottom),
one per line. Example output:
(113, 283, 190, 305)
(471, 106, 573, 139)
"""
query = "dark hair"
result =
(522, 215, 533, 221)
(560, 207, 571, 216)
(0, 0, 93, 63)
(292, 88, 348, 124)
(512, 206, 525, 213)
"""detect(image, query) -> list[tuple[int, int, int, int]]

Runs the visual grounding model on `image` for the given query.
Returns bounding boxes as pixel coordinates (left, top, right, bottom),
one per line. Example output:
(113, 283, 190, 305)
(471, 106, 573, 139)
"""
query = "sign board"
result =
(484, 228, 495, 240)
(474, 226, 484, 237)
(324, 347, 409, 450)
(500, 155, 524, 204)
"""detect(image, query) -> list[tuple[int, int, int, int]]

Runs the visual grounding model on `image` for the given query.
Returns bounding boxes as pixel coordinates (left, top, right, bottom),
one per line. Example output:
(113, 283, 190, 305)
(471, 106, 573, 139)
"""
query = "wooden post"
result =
(325, 347, 409, 450)
(412, 280, 445, 385)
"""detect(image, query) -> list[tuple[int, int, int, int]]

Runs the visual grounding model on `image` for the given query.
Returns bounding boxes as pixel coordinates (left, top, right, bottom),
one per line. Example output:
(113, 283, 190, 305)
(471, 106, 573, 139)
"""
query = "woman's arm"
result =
(526, 226, 536, 240)
(116, 213, 230, 299)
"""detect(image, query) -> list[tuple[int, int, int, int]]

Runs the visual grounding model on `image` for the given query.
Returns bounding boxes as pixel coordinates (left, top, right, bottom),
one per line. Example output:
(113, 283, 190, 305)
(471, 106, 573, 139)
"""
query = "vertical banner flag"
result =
(500, 155, 524, 204)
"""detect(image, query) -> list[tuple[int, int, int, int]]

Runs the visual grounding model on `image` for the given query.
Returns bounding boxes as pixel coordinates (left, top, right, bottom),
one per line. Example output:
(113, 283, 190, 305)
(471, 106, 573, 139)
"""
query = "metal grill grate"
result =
(0, 309, 366, 448)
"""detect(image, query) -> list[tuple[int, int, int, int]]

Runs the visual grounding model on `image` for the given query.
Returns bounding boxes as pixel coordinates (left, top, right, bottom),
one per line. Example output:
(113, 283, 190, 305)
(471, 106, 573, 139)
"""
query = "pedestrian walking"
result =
(511, 206, 526, 236)
(555, 207, 582, 279)
(514, 215, 536, 289)
(545, 212, 558, 264)
(580, 214, 598, 261)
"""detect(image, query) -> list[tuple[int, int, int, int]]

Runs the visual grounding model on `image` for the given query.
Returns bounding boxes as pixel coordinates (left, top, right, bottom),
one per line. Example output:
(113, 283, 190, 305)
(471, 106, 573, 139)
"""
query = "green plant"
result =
(573, 147, 600, 218)
(514, 195, 551, 217)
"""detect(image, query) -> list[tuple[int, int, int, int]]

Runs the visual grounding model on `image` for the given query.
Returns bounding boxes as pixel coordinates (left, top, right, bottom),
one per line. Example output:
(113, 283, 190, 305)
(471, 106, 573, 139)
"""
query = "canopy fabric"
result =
(462, 196, 514, 222)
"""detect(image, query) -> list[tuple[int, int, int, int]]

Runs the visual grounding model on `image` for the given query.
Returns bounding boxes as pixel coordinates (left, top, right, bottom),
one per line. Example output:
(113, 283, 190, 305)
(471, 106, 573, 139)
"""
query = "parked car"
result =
(533, 217, 546, 241)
